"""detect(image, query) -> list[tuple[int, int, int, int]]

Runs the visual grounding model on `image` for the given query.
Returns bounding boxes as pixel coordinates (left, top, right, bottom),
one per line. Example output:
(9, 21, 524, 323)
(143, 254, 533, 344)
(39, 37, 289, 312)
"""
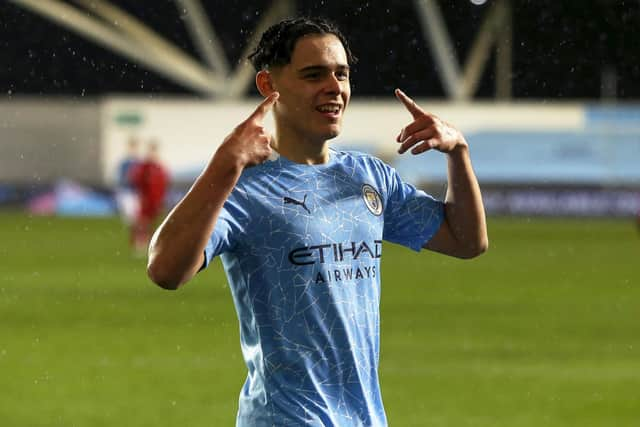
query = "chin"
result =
(324, 130, 340, 140)
(321, 125, 342, 141)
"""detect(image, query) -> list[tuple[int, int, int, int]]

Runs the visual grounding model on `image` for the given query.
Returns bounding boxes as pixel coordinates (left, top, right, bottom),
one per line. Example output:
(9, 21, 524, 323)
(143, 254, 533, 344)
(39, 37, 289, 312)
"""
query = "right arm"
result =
(147, 93, 279, 289)
(146, 157, 241, 289)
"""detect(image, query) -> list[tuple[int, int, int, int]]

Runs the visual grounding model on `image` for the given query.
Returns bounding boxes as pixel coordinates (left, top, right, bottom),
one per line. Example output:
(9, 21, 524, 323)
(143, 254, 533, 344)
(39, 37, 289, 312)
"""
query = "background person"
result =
(130, 139, 169, 255)
(115, 136, 141, 246)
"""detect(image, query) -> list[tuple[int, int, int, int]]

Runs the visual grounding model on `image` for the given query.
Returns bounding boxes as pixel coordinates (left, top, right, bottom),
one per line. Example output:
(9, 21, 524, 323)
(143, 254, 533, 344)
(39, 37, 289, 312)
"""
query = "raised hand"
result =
(394, 89, 467, 155)
(216, 92, 279, 168)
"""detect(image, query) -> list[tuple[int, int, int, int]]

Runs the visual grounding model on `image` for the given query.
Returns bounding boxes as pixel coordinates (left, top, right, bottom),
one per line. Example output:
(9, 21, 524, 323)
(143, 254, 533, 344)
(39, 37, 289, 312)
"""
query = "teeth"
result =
(317, 105, 339, 113)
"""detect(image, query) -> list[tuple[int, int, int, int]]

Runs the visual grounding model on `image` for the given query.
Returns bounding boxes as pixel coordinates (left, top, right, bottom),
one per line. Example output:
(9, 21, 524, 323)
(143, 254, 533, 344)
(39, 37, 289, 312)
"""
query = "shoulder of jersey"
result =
(332, 148, 381, 164)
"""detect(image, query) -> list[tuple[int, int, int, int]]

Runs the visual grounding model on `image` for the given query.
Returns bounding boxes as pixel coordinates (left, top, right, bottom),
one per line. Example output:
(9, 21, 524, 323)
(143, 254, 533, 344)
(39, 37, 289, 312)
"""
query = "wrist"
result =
(447, 139, 469, 159)
(201, 151, 244, 184)
(211, 146, 246, 173)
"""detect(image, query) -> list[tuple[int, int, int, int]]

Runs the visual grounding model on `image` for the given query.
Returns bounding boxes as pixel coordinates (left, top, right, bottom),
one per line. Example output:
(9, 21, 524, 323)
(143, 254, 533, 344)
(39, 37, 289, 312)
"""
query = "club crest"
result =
(362, 184, 383, 216)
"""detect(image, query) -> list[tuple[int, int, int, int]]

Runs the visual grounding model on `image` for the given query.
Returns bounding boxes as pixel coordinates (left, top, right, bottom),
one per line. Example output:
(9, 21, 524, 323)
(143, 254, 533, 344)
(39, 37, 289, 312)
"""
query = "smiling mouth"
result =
(315, 104, 342, 115)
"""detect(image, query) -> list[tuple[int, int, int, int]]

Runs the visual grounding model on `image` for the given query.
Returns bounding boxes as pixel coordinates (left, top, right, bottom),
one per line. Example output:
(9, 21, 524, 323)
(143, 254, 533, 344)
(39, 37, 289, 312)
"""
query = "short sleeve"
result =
(202, 186, 251, 269)
(382, 165, 445, 251)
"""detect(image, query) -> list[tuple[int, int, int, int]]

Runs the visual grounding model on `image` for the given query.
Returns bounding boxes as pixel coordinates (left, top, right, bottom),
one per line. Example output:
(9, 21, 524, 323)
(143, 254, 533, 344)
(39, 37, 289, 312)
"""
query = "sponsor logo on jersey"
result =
(283, 194, 311, 214)
(314, 265, 377, 284)
(288, 240, 382, 266)
(362, 184, 382, 216)
(288, 240, 383, 284)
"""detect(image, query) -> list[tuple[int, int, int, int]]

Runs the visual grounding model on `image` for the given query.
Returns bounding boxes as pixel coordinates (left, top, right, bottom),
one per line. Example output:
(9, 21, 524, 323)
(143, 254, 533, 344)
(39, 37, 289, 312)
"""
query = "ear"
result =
(255, 70, 275, 97)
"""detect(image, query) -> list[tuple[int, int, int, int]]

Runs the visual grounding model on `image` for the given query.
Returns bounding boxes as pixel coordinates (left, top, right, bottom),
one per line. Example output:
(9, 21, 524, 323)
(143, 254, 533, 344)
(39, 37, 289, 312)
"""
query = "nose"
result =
(324, 73, 342, 95)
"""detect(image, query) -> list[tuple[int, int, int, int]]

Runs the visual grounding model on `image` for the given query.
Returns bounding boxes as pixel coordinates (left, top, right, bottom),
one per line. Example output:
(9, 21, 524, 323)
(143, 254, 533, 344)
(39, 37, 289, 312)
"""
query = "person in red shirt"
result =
(130, 140, 169, 255)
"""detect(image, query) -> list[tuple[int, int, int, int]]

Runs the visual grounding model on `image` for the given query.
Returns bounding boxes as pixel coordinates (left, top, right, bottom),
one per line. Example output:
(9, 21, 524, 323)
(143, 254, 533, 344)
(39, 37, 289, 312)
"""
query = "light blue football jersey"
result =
(203, 148, 444, 426)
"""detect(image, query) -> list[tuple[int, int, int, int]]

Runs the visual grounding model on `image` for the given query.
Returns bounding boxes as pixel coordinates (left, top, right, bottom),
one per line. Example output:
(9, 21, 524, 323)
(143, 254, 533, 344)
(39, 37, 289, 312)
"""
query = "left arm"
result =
(395, 89, 488, 259)
(426, 143, 488, 258)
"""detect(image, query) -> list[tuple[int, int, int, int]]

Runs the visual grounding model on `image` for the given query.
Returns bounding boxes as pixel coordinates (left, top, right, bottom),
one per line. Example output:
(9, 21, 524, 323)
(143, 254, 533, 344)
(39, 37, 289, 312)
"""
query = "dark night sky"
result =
(0, 0, 638, 99)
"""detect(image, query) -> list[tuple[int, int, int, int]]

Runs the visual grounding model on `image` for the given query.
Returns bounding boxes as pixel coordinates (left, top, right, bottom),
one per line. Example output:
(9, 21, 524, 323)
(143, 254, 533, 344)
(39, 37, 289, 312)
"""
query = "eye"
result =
(304, 72, 321, 80)
(336, 71, 349, 81)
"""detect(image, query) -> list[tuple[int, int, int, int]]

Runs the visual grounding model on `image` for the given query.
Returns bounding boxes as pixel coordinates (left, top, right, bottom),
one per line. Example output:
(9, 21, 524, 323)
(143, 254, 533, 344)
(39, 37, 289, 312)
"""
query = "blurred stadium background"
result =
(1, 1, 639, 426)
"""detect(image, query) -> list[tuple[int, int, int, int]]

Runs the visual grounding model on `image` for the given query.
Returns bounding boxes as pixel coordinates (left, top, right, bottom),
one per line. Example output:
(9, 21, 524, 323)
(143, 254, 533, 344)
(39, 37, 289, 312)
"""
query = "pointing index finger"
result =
(395, 88, 424, 119)
(250, 92, 279, 123)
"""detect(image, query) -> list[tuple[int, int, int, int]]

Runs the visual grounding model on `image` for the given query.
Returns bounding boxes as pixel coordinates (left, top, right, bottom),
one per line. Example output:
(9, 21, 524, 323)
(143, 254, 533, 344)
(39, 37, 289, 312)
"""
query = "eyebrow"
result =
(296, 64, 350, 74)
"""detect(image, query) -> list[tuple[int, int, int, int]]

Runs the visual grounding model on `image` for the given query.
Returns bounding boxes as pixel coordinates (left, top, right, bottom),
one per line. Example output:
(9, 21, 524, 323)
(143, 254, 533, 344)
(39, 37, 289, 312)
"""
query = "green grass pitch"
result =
(1, 213, 638, 426)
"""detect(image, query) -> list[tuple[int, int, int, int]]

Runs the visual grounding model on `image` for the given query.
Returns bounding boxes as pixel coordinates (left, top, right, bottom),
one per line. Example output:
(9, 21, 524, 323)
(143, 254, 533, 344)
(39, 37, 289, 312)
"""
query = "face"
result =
(268, 33, 351, 143)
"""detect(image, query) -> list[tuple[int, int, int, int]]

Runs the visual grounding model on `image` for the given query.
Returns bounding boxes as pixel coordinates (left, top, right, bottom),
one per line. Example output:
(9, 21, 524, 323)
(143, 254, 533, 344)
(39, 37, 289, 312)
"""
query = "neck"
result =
(272, 128, 331, 165)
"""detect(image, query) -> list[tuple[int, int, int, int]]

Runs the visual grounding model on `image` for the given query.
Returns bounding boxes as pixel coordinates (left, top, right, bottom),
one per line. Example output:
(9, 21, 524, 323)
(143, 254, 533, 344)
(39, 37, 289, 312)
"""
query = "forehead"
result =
(289, 33, 348, 67)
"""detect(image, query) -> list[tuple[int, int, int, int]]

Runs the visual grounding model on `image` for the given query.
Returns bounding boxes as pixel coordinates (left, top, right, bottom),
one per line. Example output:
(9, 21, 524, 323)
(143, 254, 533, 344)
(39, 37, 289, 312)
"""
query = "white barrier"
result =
(2, 97, 638, 187)
(101, 97, 588, 185)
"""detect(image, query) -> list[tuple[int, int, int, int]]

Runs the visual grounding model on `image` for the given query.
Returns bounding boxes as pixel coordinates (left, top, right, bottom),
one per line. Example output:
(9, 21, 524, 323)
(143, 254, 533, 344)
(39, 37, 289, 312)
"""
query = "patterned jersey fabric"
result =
(203, 148, 444, 426)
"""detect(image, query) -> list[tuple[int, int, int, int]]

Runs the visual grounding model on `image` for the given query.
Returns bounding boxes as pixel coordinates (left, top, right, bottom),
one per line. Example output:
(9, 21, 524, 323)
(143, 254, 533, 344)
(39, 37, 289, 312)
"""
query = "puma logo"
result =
(283, 194, 311, 214)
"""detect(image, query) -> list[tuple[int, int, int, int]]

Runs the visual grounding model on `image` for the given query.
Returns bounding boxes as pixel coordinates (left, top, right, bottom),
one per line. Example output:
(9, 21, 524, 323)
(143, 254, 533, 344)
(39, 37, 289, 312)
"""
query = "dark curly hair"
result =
(248, 17, 357, 71)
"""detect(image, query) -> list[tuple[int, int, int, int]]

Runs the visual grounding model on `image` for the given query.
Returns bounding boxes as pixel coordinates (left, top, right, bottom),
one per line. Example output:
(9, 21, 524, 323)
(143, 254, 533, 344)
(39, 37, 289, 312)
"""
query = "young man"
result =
(147, 17, 487, 427)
